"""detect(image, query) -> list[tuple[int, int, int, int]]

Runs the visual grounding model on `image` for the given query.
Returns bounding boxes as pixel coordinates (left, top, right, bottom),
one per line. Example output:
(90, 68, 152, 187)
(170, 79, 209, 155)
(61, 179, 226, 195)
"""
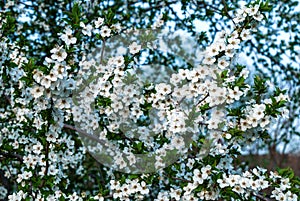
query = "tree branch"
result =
(252, 192, 274, 201)
(63, 124, 102, 142)
(0, 150, 23, 162)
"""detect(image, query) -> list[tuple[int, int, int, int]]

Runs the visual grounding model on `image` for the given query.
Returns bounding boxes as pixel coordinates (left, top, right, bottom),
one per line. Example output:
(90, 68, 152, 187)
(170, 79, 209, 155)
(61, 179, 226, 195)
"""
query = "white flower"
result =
(239, 178, 250, 188)
(255, 179, 269, 189)
(31, 85, 44, 99)
(207, 118, 220, 129)
(110, 180, 120, 190)
(8, 192, 22, 201)
(280, 178, 291, 191)
(40, 77, 51, 88)
(227, 37, 240, 49)
(240, 29, 251, 41)
(253, 12, 264, 21)
(113, 56, 125, 67)
(55, 98, 71, 109)
(48, 165, 59, 176)
(233, 16, 245, 24)
(203, 56, 216, 65)
(245, 4, 259, 16)
(111, 23, 122, 32)
(16, 174, 23, 183)
(240, 68, 249, 78)
(93, 194, 104, 201)
(60, 27, 77, 45)
(260, 116, 270, 128)
(233, 185, 245, 194)
(249, 179, 259, 190)
(230, 30, 239, 39)
(100, 25, 111, 37)
(275, 192, 286, 201)
(252, 104, 266, 120)
(170, 188, 182, 201)
(217, 178, 229, 188)
(126, 153, 136, 165)
(228, 86, 243, 101)
(226, 175, 240, 187)
(115, 155, 127, 169)
(276, 93, 289, 101)
(50, 46, 67, 62)
(201, 165, 211, 179)
(32, 143, 43, 155)
(129, 42, 141, 54)
(206, 43, 220, 57)
(193, 169, 204, 184)
(171, 136, 185, 149)
(32, 69, 43, 83)
(22, 171, 32, 180)
(281, 108, 289, 119)
(225, 48, 235, 57)
(217, 58, 229, 69)
(215, 31, 227, 41)
(94, 17, 104, 28)
(155, 83, 171, 95)
(46, 72, 57, 82)
(68, 192, 79, 201)
(80, 22, 93, 36)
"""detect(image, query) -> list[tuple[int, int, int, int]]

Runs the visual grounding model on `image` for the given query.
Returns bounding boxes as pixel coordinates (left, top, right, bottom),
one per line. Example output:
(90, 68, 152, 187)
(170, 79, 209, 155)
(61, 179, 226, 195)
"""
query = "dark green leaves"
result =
(259, 0, 273, 12)
(253, 75, 267, 94)
(63, 3, 82, 27)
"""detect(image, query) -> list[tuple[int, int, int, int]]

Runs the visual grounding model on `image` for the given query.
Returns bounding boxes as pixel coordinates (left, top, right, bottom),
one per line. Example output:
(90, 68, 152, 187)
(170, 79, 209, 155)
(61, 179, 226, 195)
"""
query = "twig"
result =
(252, 193, 274, 201)
(39, 142, 49, 188)
(178, 96, 186, 105)
(221, 0, 235, 24)
(163, 173, 192, 183)
(197, 92, 209, 105)
(63, 124, 105, 143)
(4, 94, 11, 105)
(0, 151, 23, 162)
(170, 176, 192, 183)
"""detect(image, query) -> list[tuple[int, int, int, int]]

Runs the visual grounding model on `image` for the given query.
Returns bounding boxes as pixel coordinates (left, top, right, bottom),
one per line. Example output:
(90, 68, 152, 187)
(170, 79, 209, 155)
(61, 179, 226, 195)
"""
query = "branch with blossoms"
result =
(0, 0, 299, 201)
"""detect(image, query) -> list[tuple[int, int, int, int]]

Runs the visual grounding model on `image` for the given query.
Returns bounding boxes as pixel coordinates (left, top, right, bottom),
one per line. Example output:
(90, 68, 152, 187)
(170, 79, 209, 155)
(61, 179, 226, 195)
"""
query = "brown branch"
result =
(39, 142, 49, 188)
(197, 92, 209, 105)
(63, 124, 105, 144)
(3, 94, 11, 105)
(0, 150, 23, 162)
(170, 176, 192, 183)
(163, 173, 192, 183)
(221, 0, 235, 24)
(252, 192, 274, 201)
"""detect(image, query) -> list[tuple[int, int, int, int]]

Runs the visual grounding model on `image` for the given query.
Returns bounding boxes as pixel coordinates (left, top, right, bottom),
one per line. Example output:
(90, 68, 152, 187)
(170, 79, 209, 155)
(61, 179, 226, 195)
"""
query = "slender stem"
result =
(163, 172, 192, 183)
(63, 124, 104, 143)
(170, 176, 192, 183)
(4, 94, 11, 105)
(39, 142, 49, 188)
(252, 193, 274, 201)
(0, 151, 23, 161)
(197, 92, 209, 105)
(221, 0, 235, 25)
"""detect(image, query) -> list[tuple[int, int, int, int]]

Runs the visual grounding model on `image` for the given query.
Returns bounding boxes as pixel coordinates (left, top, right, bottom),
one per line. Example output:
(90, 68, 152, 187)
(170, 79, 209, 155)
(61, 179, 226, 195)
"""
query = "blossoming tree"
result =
(0, 0, 299, 201)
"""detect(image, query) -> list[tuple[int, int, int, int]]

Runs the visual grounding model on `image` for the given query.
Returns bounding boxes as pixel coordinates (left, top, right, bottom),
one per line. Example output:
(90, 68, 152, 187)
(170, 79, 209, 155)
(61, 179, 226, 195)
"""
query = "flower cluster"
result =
(0, 0, 299, 201)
